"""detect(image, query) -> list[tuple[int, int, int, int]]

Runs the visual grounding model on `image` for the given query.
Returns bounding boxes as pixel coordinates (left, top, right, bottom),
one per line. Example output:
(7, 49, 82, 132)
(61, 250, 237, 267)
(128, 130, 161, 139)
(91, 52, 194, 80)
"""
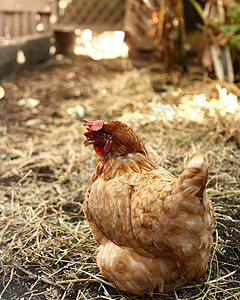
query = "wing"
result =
(84, 175, 153, 256)
(84, 166, 178, 258)
(131, 154, 215, 261)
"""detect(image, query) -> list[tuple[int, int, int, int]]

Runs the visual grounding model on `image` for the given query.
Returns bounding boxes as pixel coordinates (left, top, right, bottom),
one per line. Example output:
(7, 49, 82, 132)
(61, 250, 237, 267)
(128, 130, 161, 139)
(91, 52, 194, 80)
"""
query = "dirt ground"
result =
(0, 55, 240, 300)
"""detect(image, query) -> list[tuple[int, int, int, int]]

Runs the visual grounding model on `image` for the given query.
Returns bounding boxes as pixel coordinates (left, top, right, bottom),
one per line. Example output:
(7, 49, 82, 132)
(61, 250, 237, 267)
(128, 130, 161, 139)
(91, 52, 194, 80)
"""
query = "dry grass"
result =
(0, 56, 239, 299)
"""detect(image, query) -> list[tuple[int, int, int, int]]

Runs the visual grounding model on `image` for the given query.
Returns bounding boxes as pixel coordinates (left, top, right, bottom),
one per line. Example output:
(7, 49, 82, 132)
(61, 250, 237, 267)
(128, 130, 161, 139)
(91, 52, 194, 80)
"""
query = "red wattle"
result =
(94, 144, 103, 156)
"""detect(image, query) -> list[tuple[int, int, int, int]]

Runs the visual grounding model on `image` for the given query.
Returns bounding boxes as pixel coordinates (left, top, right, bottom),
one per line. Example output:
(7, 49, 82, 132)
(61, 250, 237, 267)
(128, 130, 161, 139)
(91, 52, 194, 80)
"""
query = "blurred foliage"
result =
(189, 0, 240, 47)
(189, 0, 204, 20)
(222, 3, 240, 76)
(190, 0, 240, 79)
(222, 4, 240, 47)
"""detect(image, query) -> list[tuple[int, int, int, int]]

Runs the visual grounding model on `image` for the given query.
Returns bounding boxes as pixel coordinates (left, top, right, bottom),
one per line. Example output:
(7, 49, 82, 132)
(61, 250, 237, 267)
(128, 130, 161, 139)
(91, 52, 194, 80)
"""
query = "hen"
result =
(83, 119, 215, 295)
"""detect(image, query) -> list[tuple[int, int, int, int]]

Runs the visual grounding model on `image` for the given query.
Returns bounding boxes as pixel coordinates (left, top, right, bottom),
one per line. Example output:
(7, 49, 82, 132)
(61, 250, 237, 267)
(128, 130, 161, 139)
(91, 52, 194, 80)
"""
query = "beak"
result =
(84, 139, 94, 147)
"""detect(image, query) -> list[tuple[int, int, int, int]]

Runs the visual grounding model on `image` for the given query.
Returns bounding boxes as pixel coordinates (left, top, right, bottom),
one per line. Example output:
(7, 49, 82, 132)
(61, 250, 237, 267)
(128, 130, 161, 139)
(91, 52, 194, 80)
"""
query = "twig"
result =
(206, 228, 219, 284)
(0, 268, 14, 298)
(207, 270, 237, 285)
(57, 270, 115, 289)
(55, 233, 91, 264)
(13, 264, 65, 290)
(6, 169, 33, 195)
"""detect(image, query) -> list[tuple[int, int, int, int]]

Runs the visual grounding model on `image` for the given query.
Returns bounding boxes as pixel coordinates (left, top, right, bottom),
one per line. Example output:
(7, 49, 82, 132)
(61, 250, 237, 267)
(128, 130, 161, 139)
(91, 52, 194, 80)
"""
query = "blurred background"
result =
(0, 0, 240, 81)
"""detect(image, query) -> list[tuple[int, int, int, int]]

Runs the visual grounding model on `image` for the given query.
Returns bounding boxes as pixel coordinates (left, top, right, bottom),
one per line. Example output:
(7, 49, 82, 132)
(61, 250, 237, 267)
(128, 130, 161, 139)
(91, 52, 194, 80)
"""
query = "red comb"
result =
(83, 119, 105, 131)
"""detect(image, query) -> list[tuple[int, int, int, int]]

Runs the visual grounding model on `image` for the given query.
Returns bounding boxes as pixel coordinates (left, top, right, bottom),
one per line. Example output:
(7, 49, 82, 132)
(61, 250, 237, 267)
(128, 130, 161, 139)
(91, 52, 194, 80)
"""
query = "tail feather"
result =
(179, 152, 208, 199)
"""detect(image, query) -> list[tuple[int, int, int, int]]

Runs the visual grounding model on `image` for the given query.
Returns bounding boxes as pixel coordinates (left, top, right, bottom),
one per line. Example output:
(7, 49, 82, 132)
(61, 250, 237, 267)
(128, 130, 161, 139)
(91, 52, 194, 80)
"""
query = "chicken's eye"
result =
(97, 132, 104, 137)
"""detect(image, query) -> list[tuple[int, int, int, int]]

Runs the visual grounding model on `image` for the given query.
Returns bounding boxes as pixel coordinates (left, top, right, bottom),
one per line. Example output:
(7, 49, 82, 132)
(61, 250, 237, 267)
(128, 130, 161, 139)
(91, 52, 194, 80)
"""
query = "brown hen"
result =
(83, 120, 215, 295)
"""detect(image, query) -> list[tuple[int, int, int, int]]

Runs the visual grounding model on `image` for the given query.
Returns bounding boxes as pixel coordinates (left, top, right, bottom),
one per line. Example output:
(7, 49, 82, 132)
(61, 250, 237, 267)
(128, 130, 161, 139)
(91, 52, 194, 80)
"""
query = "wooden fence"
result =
(0, 0, 126, 40)
(0, 0, 57, 38)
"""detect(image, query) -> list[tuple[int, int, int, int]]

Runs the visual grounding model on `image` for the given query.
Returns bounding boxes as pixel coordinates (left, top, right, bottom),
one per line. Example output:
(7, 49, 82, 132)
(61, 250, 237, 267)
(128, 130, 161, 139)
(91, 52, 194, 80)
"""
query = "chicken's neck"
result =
(91, 152, 158, 182)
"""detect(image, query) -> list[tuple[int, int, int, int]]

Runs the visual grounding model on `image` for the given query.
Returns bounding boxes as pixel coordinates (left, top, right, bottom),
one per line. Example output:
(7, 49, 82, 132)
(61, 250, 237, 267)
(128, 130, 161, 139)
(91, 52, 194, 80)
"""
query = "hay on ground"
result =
(0, 56, 239, 300)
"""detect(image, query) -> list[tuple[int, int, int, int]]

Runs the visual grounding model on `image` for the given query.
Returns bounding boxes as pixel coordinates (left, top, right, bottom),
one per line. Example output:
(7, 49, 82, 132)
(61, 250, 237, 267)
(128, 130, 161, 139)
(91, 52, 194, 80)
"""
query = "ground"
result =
(0, 55, 239, 300)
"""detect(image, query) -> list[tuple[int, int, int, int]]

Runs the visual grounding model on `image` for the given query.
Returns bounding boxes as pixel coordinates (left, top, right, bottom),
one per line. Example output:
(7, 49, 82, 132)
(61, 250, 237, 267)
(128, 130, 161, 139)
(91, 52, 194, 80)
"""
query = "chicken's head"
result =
(83, 119, 147, 157)
(83, 120, 113, 156)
